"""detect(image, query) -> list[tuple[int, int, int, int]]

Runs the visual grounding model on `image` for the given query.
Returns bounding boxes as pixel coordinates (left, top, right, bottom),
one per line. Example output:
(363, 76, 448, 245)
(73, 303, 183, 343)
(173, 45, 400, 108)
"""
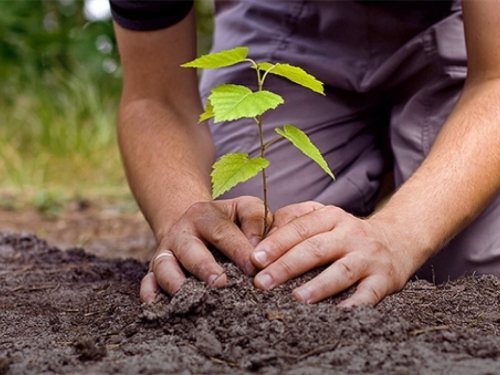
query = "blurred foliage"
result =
(0, 0, 214, 98)
(196, 0, 214, 56)
(0, 0, 214, 207)
(0, 0, 124, 204)
(0, 0, 121, 98)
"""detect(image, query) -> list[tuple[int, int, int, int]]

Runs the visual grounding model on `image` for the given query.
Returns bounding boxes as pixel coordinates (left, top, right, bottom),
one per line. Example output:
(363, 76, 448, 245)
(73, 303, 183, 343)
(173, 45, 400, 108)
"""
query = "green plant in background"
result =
(183, 47, 335, 236)
(0, 0, 215, 207)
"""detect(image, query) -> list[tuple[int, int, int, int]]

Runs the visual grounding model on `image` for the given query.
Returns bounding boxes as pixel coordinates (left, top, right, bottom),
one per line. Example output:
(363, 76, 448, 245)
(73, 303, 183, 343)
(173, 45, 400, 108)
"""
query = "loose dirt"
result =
(2, 227, 500, 374)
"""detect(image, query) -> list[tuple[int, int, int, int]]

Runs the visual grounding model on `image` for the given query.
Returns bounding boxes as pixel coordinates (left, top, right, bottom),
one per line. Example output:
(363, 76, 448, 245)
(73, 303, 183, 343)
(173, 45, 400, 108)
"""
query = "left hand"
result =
(250, 202, 416, 307)
(140, 196, 271, 303)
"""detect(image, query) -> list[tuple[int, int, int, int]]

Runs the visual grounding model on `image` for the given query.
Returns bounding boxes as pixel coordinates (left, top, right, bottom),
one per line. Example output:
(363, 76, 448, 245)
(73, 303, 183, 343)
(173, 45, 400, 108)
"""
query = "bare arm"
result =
(115, 11, 214, 235)
(369, 0, 500, 274)
(250, 0, 500, 306)
(114, 11, 267, 302)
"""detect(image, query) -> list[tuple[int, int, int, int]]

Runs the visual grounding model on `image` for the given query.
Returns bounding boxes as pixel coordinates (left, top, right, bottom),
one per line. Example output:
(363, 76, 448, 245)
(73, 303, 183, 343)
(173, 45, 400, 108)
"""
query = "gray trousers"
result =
(199, 0, 500, 283)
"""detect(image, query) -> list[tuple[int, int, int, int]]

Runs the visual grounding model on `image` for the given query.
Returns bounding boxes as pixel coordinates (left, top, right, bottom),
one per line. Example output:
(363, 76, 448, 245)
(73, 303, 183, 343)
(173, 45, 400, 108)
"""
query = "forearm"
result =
(370, 78, 500, 273)
(114, 12, 216, 241)
(118, 99, 215, 241)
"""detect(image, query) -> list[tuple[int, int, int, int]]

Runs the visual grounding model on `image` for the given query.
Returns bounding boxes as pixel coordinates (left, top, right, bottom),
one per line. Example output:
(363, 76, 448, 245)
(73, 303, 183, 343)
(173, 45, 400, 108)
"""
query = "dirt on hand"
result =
(2, 232, 500, 374)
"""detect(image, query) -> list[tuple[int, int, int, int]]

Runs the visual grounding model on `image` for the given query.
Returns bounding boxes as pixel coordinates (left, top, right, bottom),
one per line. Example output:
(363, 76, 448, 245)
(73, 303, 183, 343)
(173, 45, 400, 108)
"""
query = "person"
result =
(109, 0, 500, 306)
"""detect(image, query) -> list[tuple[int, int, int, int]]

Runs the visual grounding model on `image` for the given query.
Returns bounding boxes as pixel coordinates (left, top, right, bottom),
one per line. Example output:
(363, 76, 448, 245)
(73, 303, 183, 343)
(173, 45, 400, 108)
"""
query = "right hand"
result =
(250, 201, 412, 307)
(140, 196, 272, 303)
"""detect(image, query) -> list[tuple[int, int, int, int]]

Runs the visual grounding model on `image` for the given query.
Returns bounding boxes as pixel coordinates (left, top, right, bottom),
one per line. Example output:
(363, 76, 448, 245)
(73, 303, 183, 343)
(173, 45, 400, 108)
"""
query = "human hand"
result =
(140, 196, 271, 303)
(250, 202, 415, 307)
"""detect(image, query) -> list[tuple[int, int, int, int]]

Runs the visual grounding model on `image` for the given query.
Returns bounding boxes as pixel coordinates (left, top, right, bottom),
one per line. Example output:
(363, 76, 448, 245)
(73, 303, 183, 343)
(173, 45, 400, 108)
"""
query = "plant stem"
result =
(248, 57, 274, 238)
(264, 135, 282, 150)
(256, 114, 270, 238)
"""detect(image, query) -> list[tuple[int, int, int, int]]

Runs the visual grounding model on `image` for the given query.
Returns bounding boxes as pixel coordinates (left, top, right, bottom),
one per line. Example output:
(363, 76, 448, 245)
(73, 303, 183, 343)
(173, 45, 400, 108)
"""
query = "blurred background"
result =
(0, 0, 214, 214)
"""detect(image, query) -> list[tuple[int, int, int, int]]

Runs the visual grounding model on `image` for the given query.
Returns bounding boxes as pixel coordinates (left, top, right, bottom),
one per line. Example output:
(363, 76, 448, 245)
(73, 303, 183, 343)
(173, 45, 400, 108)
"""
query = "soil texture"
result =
(2, 232, 500, 375)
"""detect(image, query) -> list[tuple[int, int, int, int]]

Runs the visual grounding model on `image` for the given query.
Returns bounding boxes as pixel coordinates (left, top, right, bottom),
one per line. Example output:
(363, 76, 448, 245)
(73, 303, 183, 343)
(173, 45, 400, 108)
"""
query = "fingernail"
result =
(244, 260, 257, 275)
(253, 250, 268, 266)
(337, 301, 354, 308)
(143, 294, 155, 304)
(255, 273, 274, 290)
(207, 272, 224, 287)
(268, 227, 278, 235)
(249, 237, 262, 247)
(294, 288, 312, 303)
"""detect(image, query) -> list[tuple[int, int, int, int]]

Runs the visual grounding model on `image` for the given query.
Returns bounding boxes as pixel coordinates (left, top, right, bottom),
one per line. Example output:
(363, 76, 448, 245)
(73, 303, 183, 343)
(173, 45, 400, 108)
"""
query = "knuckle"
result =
(273, 206, 288, 219)
(347, 223, 367, 239)
(291, 219, 310, 241)
(167, 222, 193, 249)
(210, 221, 231, 245)
(305, 201, 325, 210)
(187, 259, 209, 277)
(322, 205, 343, 218)
(364, 285, 383, 304)
(170, 232, 192, 256)
(240, 195, 263, 206)
(336, 259, 357, 282)
(303, 237, 326, 262)
(387, 271, 407, 292)
(277, 259, 295, 279)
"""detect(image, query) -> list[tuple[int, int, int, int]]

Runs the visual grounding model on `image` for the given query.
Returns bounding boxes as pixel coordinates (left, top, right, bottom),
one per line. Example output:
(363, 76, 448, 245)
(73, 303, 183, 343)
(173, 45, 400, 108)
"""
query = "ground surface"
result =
(0, 202, 156, 261)
(2, 206, 500, 374)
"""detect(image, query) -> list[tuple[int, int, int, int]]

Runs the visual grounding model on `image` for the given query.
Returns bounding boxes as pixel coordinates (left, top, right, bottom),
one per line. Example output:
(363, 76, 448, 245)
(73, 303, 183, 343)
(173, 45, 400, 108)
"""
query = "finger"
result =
(272, 201, 324, 230)
(291, 254, 369, 303)
(337, 275, 399, 308)
(170, 233, 228, 287)
(233, 196, 273, 247)
(252, 206, 344, 268)
(253, 232, 342, 290)
(150, 250, 187, 296)
(140, 272, 160, 304)
(188, 202, 257, 275)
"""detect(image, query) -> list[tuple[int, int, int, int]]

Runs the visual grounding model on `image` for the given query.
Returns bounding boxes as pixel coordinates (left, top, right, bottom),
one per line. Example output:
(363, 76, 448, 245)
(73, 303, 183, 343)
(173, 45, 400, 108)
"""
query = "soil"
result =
(2, 205, 500, 374)
(0, 202, 156, 261)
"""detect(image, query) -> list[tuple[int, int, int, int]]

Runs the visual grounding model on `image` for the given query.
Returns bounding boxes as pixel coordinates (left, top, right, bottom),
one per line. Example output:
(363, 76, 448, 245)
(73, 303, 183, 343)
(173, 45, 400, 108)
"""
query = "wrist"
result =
(366, 210, 437, 277)
(150, 196, 213, 242)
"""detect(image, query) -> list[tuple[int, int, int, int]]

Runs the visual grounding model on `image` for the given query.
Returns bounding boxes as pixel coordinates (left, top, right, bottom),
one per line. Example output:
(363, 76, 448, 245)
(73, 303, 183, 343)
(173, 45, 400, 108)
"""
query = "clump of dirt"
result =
(2, 232, 500, 375)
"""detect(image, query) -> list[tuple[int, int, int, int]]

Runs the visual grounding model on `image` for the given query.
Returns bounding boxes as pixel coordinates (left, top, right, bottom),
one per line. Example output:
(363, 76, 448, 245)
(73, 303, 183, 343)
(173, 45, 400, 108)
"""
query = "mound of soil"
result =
(2, 232, 500, 374)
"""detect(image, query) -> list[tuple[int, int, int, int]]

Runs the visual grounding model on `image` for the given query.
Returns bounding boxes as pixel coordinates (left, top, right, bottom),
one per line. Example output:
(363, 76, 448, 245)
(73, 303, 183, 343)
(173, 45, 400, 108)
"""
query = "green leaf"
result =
(211, 153, 269, 199)
(275, 124, 335, 179)
(181, 47, 249, 69)
(258, 62, 324, 95)
(209, 84, 284, 122)
(199, 99, 214, 122)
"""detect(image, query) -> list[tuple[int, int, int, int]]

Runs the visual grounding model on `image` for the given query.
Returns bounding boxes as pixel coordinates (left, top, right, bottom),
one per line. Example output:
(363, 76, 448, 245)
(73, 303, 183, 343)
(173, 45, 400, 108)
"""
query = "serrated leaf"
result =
(275, 124, 334, 179)
(211, 153, 269, 199)
(258, 62, 324, 95)
(199, 100, 214, 122)
(209, 84, 283, 122)
(181, 47, 249, 69)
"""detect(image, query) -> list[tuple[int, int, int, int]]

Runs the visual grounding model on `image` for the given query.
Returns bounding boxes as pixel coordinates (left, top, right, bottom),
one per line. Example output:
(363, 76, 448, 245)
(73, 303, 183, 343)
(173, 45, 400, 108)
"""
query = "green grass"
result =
(0, 67, 131, 208)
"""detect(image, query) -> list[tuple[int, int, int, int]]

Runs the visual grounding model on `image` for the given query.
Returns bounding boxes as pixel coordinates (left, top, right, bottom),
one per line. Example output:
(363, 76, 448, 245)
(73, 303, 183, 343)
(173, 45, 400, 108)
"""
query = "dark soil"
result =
(2, 232, 500, 375)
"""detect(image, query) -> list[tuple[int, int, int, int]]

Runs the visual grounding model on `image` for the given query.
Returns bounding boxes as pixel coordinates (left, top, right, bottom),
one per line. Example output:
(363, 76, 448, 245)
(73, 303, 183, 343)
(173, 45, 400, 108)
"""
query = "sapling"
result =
(182, 47, 335, 237)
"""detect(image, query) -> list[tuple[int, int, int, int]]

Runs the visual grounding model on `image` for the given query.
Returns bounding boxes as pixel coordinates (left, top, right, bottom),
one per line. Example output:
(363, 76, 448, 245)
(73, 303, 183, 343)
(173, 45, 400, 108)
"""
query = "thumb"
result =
(234, 196, 273, 247)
